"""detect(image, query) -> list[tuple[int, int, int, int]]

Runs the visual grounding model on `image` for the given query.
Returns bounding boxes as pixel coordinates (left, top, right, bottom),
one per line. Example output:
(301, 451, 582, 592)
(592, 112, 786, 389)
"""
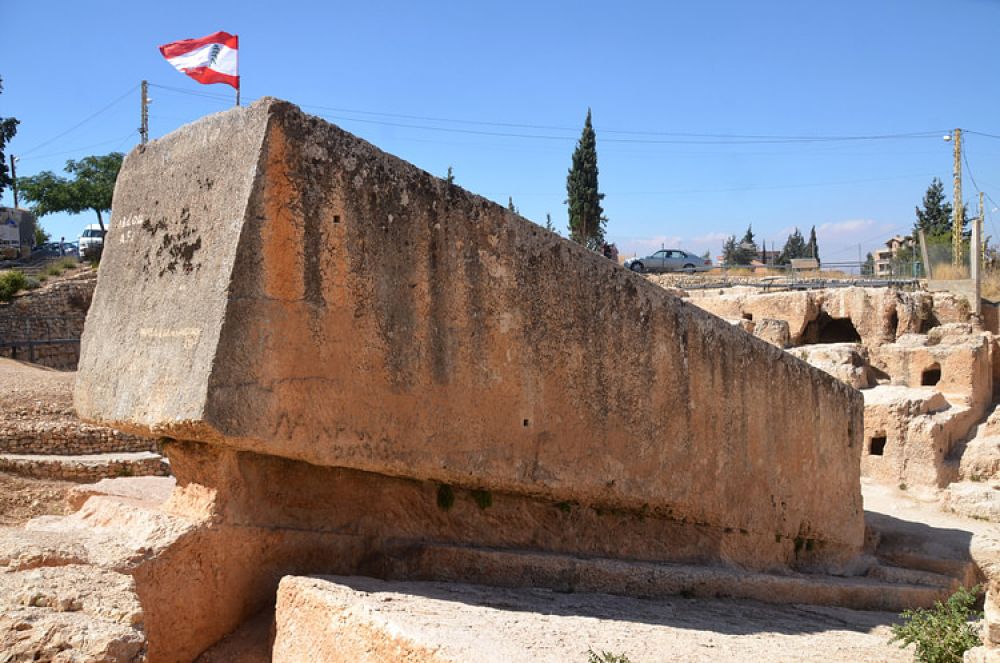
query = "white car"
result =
(79, 224, 107, 259)
(625, 249, 712, 274)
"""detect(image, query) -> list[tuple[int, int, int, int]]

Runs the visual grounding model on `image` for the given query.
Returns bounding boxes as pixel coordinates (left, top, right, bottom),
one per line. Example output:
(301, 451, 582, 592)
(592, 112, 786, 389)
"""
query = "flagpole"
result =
(235, 34, 240, 107)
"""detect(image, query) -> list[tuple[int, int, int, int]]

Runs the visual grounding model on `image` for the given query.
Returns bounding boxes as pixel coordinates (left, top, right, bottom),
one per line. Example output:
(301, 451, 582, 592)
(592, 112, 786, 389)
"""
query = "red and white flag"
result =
(159, 31, 239, 89)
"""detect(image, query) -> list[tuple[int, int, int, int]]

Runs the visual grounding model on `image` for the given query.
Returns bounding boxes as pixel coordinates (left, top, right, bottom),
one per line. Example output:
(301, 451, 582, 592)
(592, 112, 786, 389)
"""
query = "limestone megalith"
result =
(76, 98, 865, 571)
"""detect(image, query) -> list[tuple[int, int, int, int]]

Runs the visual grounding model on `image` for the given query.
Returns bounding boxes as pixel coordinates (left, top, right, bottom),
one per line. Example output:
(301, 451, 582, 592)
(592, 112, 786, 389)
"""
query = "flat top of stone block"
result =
(276, 575, 908, 662)
(862, 385, 946, 408)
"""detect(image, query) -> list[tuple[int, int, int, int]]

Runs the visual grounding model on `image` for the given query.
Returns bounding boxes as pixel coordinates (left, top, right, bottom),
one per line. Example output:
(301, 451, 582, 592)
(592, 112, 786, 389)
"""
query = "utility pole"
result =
(8, 155, 17, 209)
(949, 128, 963, 267)
(972, 190, 983, 314)
(980, 191, 986, 268)
(140, 80, 149, 145)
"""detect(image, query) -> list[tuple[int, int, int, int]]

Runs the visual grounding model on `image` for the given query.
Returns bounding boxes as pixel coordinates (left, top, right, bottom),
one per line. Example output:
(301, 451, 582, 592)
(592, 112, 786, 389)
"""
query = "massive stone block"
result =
(76, 99, 864, 570)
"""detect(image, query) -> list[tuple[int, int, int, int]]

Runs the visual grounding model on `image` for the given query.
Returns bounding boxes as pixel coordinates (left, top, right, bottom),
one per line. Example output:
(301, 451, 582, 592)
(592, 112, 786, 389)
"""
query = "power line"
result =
(961, 150, 1000, 244)
(965, 130, 1000, 140)
(313, 111, 946, 145)
(18, 84, 139, 157)
(299, 101, 945, 142)
(18, 132, 138, 162)
(147, 82, 233, 103)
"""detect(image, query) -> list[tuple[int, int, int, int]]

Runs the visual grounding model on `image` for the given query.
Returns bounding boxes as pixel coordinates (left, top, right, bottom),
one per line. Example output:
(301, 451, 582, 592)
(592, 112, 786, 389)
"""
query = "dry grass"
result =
(982, 270, 1000, 300)
(719, 267, 858, 280)
(929, 263, 970, 280)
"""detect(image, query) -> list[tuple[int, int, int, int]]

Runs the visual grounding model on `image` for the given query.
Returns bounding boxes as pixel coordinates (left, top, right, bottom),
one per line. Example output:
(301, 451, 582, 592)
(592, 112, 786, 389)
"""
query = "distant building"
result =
(873, 235, 913, 277)
(0, 207, 37, 259)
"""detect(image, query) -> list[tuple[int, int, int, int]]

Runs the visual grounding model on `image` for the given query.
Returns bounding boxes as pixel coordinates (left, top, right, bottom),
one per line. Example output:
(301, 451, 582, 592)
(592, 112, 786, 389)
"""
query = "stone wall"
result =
(0, 452, 169, 482)
(0, 421, 157, 455)
(76, 100, 865, 576)
(0, 270, 95, 370)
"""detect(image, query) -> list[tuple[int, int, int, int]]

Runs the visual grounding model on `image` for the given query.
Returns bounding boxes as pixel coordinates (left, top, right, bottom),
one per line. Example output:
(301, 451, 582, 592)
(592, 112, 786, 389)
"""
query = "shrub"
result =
(43, 264, 64, 277)
(58, 257, 79, 270)
(889, 585, 982, 663)
(0, 270, 28, 302)
(587, 650, 632, 663)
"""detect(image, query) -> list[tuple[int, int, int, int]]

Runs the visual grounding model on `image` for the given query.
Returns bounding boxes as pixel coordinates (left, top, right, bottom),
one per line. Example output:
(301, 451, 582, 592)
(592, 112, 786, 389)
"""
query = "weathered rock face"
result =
(76, 100, 864, 572)
(860, 386, 972, 487)
(687, 286, 966, 349)
(869, 325, 993, 409)
(791, 343, 872, 390)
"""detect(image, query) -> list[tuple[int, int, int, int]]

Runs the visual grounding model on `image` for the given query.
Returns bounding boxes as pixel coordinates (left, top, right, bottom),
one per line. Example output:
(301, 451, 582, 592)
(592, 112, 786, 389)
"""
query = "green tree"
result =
(507, 196, 519, 214)
(721, 235, 739, 265)
(777, 228, 807, 264)
(0, 77, 19, 200)
(862, 252, 875, 276)
(445, 165, 454, 185)
(736, 224, 757, 264)
(33, 225, 50, 246)
(18, 152, 124, 232)
(566, 109, 606, 250)
(722, 228, 757, 266)
(545, 212, 555, 232)
(915, 178, 954, 240)
(807, 225, 820, 263)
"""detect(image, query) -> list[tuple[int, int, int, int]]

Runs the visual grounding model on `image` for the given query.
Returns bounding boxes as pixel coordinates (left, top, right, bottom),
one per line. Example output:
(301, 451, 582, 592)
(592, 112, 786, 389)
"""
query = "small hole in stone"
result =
(742, 313, 753, 321)
(333, 215, 341, 224)
(870, 436, 887, 456)
(523, 419, 530, 427)
(922, 364, 941, 386)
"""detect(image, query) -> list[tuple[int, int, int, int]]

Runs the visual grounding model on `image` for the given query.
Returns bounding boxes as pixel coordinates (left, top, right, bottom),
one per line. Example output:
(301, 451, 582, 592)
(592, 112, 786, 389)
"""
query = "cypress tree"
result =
(566, 109, 606, 250)
(807, 225, 820, 263)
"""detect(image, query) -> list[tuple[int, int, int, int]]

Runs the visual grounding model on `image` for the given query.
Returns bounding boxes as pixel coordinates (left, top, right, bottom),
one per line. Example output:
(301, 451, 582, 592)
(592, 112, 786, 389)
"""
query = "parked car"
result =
(79, 224, 107, 259)
(31, 242, 66, 258)
(32, 240, 80, 259)
(624, 249, 712, 274)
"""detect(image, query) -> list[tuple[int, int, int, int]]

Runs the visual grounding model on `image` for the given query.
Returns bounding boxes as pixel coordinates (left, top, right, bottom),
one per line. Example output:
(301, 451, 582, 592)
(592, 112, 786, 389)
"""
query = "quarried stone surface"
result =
(271, 575, 913, 663)
(75, 98, 865, 567)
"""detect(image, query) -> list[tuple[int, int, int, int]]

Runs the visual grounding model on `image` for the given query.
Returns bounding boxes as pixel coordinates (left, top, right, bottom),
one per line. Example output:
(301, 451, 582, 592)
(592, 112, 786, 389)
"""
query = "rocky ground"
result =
(0, 472, 75, 526)
(0, 360, 82, 525)
(0, 356, 75, 423)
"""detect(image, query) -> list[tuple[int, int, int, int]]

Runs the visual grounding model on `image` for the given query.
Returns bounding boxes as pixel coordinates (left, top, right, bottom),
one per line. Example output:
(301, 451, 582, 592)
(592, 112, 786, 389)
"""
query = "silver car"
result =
(625, 249, 712, 274)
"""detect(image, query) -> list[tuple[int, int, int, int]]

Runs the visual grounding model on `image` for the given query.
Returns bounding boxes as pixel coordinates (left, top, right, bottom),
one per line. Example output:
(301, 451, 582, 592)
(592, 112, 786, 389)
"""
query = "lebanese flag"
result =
(159, 31, 239, 89)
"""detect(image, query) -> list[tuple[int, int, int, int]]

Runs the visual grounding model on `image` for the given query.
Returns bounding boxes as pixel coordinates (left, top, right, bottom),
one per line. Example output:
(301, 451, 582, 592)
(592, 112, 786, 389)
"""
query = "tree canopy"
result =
(914, 177, 953, 239)
(776, 228, 807, 264)
(19, 153, 124, 231)
(807, 225, 820, 263)
(566, 109, 606, 250)
(722, 225, 758, 265)
(0, 77, 19, 200)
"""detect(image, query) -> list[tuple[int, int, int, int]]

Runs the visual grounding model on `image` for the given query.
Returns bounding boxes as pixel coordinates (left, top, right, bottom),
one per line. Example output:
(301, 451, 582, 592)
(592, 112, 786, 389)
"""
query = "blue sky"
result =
(5, 0, 1000, 263)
